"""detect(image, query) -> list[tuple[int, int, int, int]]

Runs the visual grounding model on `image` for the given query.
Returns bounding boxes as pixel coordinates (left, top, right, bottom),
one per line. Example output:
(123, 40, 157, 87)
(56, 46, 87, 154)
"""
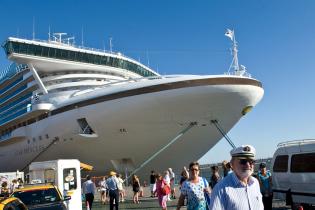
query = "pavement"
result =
(82, 186, 292, 210)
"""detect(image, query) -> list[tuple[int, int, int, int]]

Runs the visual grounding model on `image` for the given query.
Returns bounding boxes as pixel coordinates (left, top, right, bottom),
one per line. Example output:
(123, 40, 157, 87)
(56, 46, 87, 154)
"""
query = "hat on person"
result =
(259, 162, 266, 169)
(230, 145, 256, 159)
(109, 171, 116, 176)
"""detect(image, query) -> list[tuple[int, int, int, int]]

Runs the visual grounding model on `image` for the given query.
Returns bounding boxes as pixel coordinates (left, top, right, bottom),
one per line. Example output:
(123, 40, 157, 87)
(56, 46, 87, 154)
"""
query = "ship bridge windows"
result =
(4, 40, 158, 77)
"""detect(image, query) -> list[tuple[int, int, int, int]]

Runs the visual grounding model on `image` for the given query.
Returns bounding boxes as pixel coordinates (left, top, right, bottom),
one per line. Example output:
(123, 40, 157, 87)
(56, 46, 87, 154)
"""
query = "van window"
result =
(63, 168, 77, 190)
(291, 153, 315, 173)
(273, 155, 288, 172)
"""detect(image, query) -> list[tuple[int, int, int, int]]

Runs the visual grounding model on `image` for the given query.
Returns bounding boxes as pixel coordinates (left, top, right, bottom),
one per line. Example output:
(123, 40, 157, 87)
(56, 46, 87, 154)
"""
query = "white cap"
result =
(230, 145, 256, 159)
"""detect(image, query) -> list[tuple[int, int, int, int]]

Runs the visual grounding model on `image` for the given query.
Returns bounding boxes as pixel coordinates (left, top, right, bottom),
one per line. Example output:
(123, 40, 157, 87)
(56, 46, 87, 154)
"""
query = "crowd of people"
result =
(0, 178, 24, 198)
(82, 144, 273, 210)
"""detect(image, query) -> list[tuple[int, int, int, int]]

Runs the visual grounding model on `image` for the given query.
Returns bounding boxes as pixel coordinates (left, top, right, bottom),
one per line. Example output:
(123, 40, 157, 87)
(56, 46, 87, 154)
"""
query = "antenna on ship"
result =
(225, 29, 247, 76)
(32, 16, 36, 40)
(109, 37, 113, 52)
(81, 27, 84, 46)
(146, 50, 150, 67)
(48, 26, 51, 41)
(53, 33, 67, 43)
(66, 37, 75, 45)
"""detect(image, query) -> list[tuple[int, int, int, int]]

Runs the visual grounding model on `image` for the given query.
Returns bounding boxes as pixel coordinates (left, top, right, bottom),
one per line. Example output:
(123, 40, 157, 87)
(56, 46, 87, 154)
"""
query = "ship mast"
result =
(225, 29, 247, 76)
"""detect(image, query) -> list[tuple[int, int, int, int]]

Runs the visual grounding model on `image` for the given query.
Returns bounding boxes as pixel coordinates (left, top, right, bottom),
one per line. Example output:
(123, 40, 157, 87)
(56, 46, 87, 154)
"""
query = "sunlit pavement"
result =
(81, 187, 291, 210)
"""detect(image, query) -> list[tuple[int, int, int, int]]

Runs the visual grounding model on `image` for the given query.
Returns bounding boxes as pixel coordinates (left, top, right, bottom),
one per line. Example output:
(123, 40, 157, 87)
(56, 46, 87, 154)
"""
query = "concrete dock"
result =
(82, 186, 291, 210)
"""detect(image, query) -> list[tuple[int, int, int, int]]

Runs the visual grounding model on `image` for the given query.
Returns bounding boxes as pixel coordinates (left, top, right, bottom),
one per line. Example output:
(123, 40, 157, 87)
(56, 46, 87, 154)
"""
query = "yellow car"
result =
(0, 197, 28, 210)
(11, 184, 70, 210)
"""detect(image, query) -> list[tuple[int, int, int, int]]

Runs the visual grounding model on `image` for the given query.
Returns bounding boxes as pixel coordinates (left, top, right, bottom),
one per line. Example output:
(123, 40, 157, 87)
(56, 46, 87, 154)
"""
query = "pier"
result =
(81, 186, 291, 210)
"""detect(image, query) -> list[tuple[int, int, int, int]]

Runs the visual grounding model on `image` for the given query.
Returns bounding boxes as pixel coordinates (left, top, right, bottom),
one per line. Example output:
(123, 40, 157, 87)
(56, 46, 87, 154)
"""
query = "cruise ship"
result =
(0, 32, 264, 177)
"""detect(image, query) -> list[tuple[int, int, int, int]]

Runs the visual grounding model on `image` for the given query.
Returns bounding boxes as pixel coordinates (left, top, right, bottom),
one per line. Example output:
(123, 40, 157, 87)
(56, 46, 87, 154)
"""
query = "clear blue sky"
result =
(1, 0, 315, 164)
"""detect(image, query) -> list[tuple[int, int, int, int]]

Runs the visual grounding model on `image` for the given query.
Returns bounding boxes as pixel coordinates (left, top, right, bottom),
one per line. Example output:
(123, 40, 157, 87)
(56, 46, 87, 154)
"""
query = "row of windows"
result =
(273, 153, 315, 173)
(0, 76, 23, 94)
(0, 114, 48, 142)
(0, 107, 28, 125)
(0, 93, 32, 113)
(4, 41, 157, 77)
(0, 100, 31, 121)
(0, 84, 27, 103)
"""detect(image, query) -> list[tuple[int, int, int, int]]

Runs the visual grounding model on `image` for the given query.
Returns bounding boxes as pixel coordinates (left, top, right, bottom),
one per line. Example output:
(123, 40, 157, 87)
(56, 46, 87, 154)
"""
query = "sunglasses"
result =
(239, 159, 255, 165)
(190, 168, 199, 172)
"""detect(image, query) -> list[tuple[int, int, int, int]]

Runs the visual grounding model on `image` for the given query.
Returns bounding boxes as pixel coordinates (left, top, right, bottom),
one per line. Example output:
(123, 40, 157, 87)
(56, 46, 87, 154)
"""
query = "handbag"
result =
(161, 181, 171, 195)
(202, 177, 211, 210)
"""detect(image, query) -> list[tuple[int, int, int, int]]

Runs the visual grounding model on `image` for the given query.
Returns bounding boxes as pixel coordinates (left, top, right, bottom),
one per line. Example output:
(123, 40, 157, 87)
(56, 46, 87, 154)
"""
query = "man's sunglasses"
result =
(239, 159, 255, 165)
(190, 168, 199, 171)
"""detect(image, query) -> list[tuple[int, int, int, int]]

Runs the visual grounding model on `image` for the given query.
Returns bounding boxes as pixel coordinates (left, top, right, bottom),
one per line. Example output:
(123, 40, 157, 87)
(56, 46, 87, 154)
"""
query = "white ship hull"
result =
(0, 75, 263, 178)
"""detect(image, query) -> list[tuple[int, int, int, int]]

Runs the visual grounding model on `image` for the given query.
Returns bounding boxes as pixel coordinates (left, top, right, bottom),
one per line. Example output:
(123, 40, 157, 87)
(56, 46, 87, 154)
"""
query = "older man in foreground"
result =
(210, 145, 264, 210)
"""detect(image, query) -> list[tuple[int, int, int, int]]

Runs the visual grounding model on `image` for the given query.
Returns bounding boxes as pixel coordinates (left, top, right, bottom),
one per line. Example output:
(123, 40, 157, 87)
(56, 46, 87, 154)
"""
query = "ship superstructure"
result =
(0, 32, 264, 178)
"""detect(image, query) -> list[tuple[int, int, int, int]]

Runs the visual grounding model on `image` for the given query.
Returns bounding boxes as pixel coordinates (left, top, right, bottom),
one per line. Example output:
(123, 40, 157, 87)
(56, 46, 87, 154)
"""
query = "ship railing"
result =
(98, 74, 197, 88)
(0, 63, 29, 83)
(224, 71, 251, 78)
(100, 75, 164, 88)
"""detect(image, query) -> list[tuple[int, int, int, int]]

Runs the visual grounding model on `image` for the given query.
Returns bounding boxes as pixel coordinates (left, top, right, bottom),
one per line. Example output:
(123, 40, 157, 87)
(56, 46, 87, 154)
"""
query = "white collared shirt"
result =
(209, 172, 263, 210)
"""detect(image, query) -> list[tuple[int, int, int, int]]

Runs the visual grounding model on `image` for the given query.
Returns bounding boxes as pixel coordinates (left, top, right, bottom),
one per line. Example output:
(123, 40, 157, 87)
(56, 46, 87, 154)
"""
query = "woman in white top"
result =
(116, 174, 125, 202)
(177, 162, 210, 210)
(99, 176, 107, 205)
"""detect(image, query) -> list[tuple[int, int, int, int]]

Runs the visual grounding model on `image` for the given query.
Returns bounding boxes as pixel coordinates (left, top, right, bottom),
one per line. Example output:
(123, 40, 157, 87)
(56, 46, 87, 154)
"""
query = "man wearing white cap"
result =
(209, 145, 263, 210)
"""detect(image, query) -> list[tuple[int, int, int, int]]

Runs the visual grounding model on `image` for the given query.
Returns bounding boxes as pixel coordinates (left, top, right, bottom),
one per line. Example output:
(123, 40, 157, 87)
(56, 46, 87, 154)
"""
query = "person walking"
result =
(179, 167, 189, 188)
(132, 175, 141, 204)
(106, 171, 119, 210)
(168, 168, 176, 199)
(116, 174, 125, 202)
(0, 181, 9, 198)
(210, 165, 221, 189)
(155, 173, 170, 210)
(99, 176, 107, 205)
(82, 175, 96, 210)
(150, 170, 157, 197)
(210, 145, 264, 210)
(177, 161, 210, 210)
(258, 162, 273, 210)
(222, 160, 232, 177)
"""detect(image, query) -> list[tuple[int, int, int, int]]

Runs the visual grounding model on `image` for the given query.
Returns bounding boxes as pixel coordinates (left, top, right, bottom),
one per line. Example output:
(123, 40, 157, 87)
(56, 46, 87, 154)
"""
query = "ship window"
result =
(273, 155, 288, 172)
(56, 49, 62, 59)
(42, 47, 49, 57)
(20, 43, 28, 54)
(77, 118, 94, 134)
(69, 51, 76, 61)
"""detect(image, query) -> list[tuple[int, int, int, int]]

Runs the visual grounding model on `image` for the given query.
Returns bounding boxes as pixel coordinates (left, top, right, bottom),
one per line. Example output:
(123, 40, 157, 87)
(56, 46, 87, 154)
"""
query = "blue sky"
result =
(1, 0, 315, 164)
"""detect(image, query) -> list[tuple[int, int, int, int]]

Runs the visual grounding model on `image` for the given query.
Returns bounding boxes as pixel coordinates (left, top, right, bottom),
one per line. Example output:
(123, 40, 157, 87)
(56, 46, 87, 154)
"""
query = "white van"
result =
(271, 139, 315, 209)
(29, 159, 82, 210)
